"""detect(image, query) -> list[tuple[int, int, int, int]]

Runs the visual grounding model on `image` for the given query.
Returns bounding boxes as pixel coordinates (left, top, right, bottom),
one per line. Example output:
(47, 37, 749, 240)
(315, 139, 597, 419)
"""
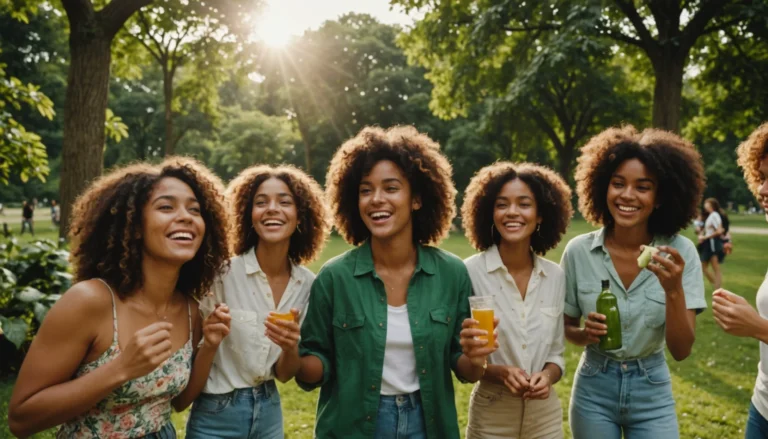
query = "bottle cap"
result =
(601, 279, 610, 289)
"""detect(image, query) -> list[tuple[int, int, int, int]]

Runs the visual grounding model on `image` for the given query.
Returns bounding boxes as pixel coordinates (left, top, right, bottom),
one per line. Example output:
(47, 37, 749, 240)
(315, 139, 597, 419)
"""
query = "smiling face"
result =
(493, 178, 541, 247)
(358, 160, 421, 242)
(251, 177, 298, 246)
(605, 158, 658, 230)
(141, 177, 206, 266)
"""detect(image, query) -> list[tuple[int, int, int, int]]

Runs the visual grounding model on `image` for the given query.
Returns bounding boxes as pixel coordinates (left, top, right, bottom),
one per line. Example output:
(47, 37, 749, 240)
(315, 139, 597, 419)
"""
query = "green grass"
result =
(1, 219, 765, 438)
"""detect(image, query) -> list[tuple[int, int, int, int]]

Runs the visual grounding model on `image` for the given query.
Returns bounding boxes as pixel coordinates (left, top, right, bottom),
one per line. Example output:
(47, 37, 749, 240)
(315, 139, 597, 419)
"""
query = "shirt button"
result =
(343, 323, 347, 328)
(421, 369, 426, 374)
(367, 416, 372, 421)
(379, 322, 384, 327)
(414, 321, 418, 325)
(447, 317, 451, 322)
(371, 385, 376, 390)
(419, 345, 424, 350)
(267, 293, 272, 298)
(522, 344, 527, 349)
(380, 297, 384, 302)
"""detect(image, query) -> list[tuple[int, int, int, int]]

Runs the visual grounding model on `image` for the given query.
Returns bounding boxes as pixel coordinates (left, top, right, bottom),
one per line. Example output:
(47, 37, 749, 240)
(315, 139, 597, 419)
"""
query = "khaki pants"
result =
(466, 380, 563, 439)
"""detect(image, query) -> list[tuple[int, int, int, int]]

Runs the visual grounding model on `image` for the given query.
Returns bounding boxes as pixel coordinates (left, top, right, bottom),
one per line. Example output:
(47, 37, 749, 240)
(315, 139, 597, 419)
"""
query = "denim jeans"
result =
(746, 402, 768, 438)
(186, 380, 283, 439)
(374, 391, 427, 439)
(570, 350, 678, 439)
(141, 422, 176, 439)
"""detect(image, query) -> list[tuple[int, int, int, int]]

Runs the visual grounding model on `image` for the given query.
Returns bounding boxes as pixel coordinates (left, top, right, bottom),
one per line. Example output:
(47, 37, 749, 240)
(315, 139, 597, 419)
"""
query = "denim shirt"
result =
(560, 228, 707, 360)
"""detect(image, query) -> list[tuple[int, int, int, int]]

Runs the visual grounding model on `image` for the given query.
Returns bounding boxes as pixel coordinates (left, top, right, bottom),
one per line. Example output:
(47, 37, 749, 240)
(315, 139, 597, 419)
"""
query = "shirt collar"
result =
(353, 240, 435, 277)
(244, 247, 298, 279)
(590, 227, 672, 252)
(484, 244, 546, 277)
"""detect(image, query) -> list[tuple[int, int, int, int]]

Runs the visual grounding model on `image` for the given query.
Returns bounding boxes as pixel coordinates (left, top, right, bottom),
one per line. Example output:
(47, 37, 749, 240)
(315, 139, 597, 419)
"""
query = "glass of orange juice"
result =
(468, 296, 495, 348)
(268, 312, 295, 324)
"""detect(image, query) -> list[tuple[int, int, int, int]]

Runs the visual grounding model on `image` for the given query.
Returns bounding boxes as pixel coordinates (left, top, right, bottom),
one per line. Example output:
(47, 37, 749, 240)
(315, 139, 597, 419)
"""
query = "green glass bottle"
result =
(596, 279, 622, 351)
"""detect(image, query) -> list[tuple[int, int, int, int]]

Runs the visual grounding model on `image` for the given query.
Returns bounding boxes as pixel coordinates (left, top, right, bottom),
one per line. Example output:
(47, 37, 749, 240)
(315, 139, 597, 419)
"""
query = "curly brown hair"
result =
(737, 122, 768, 197)
(575, 125, 705, 236)
(326, 125, 457, 246)
(69, 157, 230, 299)
(461, 162, 573, 254)
(227, 164, 330, 265)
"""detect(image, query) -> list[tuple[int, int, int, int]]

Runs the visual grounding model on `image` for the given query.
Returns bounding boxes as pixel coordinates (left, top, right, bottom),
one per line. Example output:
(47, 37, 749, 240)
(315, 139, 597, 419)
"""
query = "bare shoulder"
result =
(52, 279, 115, 316)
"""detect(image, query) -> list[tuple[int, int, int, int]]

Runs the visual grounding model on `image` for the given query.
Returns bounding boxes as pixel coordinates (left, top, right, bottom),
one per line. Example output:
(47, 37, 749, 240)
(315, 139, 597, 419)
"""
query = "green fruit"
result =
(637, 245, 659, 268)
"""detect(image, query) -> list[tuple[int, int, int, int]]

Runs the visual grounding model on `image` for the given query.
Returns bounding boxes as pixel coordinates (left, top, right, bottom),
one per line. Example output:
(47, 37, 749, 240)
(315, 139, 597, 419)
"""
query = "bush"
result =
(0, 238, 70, 375)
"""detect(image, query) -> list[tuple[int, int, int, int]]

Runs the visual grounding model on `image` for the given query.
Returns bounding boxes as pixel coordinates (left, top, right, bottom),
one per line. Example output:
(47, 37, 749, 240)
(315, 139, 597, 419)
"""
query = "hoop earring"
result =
(536, 223, 542, 236)
(296, 224, 302, 234)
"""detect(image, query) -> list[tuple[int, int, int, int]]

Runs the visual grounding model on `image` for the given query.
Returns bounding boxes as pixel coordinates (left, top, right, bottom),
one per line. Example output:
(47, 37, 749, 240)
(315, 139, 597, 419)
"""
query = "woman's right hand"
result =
(115, 321, 174, 381)
(503, 367, 530, 395)
(583, 312, 607, 345)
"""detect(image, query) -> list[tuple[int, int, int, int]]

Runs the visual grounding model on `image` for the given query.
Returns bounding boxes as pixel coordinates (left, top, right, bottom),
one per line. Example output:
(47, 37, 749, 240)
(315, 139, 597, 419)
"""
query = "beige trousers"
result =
(465, 380, 563, 439)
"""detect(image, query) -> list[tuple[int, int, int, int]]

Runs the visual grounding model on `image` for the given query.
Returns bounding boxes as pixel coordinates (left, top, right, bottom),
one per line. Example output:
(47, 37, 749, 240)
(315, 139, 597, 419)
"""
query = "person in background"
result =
(21, 200, 34, 236)
(51, 200, 61, 226)
(461, 162, 573, 439)
(699, 197, 726, 290)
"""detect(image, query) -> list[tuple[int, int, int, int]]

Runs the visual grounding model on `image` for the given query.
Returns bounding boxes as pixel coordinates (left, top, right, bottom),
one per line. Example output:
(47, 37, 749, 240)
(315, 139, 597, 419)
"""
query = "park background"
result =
(3, 0, 768, 437)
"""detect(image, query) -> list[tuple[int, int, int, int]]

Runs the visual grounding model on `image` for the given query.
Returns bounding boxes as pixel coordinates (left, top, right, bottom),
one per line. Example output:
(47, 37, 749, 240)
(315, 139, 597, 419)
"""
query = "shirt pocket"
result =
(539, 306, 562, 343)
(429, 306, 455, 348)
(332, 313, 366, 357)
(643, 287, 667, 329)
(224, 309, 263, 371)
(577, 281, 601, 316)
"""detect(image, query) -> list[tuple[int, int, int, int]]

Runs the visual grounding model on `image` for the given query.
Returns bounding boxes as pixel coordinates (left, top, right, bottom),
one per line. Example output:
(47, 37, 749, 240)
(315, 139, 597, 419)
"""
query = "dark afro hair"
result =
(326, 125, 456, 246)
(574, 125, 705, 236)
(68, 157, 229, 300)
(226, 164, 330, 265)
(461, 162, 573, 254)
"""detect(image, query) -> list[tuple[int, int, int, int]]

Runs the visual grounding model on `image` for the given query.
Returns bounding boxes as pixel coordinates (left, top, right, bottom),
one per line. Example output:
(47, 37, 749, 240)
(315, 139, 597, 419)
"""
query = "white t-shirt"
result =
(201, 248, 315, 394)
(464, 245, 566, 375)
(380, 304, 420, 395)
(752, 270, 768, 419)
(704, 212, 722, 250)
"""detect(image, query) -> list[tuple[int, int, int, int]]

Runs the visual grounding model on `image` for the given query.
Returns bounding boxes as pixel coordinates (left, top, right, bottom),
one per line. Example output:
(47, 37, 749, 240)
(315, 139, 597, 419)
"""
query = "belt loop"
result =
(601, 354, 610, 373)
(408, 391, 418, 408)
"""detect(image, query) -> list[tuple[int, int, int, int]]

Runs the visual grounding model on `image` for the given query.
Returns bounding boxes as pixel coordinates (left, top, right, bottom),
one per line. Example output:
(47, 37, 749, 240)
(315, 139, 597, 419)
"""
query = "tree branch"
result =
(603, 27, 645, 47)
(612, 0, 656, 46)
(99, 0, 155, 37)
(137, 10, 167, 60)
(502, 23, 561, 33)
(681, 0, 729, 49)
(128, 27, 163, 64)
(530, 108, 564, 153)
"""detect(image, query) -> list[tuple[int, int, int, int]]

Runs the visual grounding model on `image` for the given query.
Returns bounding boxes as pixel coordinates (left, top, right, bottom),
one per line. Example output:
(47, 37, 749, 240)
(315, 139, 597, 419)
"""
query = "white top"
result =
(704, 211, 722, 251)
(380, 304, 420, 395)
(201, 248, 315, 394)
(464, 245, 566, 375)
(752, 270, 768, 419)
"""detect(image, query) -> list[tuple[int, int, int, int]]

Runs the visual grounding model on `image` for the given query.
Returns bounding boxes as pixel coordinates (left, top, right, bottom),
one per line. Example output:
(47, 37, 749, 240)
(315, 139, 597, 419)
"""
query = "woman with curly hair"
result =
(713, 122, 768, 438)
(185, 164, 330, 439)
(461, 162, 572, 439)
(561, 126, 706, 439)
(296, 125, 498, 439)
(8, 158, 232, 438)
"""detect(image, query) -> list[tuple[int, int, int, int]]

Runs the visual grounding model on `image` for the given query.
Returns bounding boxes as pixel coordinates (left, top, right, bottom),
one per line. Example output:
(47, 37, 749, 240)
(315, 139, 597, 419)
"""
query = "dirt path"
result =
(730, 226, 768, 235)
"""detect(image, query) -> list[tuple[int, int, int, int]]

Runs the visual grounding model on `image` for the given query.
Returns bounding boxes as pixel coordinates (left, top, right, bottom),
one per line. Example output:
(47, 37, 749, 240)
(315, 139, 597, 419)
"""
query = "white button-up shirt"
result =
(202, 248, 315, 394)
(464, 245, 566, 375)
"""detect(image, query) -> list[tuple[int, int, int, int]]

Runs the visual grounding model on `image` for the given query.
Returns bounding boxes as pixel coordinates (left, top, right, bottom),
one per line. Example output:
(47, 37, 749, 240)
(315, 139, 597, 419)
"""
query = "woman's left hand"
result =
(712, 289, 762, 338)
(523, 370, 551, 400)
(646, 245, 685, 296)
(264, 308, 301, 352)
(459, 317, 500, 367)
(202, 304, 231, 348)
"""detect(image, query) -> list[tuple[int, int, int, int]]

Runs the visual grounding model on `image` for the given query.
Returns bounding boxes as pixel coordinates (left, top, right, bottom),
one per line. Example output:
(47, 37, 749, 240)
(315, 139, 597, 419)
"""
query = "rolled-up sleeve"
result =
(450, 267, 472, 381)
(545, 276, 567, 375)
(296, 271, 334, 391)
(678, 237, 707, 313)
(560, 241, 582, 318)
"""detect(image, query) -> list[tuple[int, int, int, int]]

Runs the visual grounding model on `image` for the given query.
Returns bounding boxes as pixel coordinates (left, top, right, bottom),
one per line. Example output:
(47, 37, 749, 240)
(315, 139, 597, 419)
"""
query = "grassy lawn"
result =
(1, 217, 765, 438)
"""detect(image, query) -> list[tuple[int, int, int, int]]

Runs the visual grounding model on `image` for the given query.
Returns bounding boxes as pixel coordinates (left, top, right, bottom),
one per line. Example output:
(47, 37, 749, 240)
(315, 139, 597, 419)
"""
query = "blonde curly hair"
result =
(736, 122, 768, 197)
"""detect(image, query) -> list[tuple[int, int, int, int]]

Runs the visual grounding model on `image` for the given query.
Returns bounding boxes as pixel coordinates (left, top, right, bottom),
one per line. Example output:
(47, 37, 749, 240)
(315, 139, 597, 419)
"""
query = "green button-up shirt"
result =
(560, 228, 707, 360)
(297, 241, 472, 439)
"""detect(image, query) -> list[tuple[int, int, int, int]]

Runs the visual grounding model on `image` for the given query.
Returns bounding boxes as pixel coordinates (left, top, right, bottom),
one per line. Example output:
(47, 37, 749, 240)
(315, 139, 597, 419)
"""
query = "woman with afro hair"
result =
(9, 158, 232, 438)
(296, 126, 498, 439)
(561, 126, 706, 439)
(461, 162, 572, 439)
(713, 122, 768, 438)
(185, 165, 330, 439)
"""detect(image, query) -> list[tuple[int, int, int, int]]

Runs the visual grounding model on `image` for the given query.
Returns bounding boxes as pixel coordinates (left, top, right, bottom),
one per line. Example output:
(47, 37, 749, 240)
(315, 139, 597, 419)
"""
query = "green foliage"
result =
(0, 238, 69, 358)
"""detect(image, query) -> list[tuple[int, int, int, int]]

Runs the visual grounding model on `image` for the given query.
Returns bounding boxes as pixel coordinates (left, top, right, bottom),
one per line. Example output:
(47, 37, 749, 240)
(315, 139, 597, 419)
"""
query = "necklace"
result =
(138, 292, 172, 321)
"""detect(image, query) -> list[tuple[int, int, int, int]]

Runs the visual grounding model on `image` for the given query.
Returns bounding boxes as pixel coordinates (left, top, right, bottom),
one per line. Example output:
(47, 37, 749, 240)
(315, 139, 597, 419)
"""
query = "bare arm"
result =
(9, 281, 173, 437)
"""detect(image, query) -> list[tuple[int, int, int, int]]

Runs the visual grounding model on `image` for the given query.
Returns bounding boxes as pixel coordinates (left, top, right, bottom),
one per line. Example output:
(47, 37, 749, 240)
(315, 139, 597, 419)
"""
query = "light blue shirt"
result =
(560, 228, 707, 360)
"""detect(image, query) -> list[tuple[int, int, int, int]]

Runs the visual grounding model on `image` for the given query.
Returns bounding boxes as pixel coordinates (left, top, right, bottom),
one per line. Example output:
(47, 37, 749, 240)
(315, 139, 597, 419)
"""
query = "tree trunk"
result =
(163, 68, 175, 156)
(650, 50, 686, 132)
(558, 142, 574, 181)
(58, 27, 112, 238)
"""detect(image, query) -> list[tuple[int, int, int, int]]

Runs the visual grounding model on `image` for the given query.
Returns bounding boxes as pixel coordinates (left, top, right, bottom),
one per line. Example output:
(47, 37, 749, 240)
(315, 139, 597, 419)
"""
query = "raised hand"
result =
(264, 308, 301, 352)
(115, 322, 174, 381)
(460, 317, 500, 367)
(583, 312, 607, 345)
(202, 304, 231, 349)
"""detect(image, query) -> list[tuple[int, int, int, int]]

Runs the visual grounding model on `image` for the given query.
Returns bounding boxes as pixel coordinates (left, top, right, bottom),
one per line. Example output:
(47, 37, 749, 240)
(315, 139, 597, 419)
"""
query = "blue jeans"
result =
(374, 391, 427, 439)
(186, 381, 283, 439)
(141, 422, 176, 438)
(746, 402, 768, 438)
(570, 350, 678, 439)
